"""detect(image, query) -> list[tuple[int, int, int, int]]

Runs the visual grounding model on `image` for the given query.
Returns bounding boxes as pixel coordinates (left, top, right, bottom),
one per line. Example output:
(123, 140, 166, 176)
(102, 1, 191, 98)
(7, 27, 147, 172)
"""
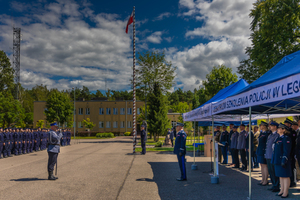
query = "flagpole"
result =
(132, 6, 137, 154)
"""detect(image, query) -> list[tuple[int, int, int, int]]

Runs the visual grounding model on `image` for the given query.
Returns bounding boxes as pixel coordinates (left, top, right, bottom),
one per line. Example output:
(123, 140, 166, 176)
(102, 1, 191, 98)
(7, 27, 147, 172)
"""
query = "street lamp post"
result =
(73, 87, 76, 139)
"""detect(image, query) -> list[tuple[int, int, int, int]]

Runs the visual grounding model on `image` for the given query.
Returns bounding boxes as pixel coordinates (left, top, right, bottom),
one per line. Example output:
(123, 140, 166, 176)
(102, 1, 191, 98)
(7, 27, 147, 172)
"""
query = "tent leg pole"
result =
(248, 106, 252, 200)
(192, 121, 197, 170)
(211, 115, 218, 184)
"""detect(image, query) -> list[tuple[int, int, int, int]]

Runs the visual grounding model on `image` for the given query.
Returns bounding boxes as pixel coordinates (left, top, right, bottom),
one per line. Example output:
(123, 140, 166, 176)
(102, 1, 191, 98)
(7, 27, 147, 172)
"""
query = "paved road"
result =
(0, 137, 299, 200)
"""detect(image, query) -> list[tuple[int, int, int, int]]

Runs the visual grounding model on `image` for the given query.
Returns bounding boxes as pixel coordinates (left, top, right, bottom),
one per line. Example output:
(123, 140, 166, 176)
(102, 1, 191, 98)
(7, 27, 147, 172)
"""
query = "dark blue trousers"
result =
(231, 148, 235, 164)
(0, 143, 3, 158)
(23, 142, 27, 154)
(48, 152, 58, 172)
(246, 150, 253, 169)
(3, 142, 11, 157)
(266, 159, 279, 189)
(19, 142, 22, 154)
(14, 142, 19, 155)
(221, 146, 228, 164)
(177, 154, 186, 179)
(141, 140, 146, 154)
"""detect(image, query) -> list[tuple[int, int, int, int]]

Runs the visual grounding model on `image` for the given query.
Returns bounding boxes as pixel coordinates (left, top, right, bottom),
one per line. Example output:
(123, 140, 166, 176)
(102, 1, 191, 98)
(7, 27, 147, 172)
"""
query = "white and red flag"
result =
(125, 10, 134, 34)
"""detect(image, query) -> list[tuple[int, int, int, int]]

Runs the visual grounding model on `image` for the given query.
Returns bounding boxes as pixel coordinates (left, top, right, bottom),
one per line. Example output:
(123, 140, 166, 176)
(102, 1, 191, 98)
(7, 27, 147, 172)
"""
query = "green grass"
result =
(135, 145, 202, 152)
(73, 136, 114, 139)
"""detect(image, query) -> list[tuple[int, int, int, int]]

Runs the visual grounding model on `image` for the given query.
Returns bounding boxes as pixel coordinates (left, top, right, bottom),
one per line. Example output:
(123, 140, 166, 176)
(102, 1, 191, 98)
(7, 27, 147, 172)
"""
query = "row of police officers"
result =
(214, 118, 300, 198)
(0, 127, 72, 159)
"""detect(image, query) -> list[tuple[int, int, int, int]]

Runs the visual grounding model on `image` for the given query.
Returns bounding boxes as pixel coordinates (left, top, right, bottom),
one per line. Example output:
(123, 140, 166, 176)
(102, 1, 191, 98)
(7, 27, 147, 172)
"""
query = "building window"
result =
(127, 121, 132, 128)
(78, 108, 83, 115)
(99, 121, 104, 128)
(106, 108, 111, 115)
(172, 121, 177, 127)
(78, 122, 83, 128)
(113, 121, 118, 128)
(137, 108, 140, 115)
(106, 121, 111, 128)
(99, 108, 104, 115)
(127, 108, 132, 115)
(113, 108, 118, 115)
(120, 121, 125, 128)
(86, 108, 90, 115)
(120, 108, 125, 115)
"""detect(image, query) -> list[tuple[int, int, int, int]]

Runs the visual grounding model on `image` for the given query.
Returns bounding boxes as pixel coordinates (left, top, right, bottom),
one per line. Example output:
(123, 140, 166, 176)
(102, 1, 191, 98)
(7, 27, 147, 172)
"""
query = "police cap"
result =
(292, 121, 298, 126)
(50, 122, 58, 126)
(284, 118, 293, 125)
(233, 125, 239, 129)
(260, 121, 268, 127)
(176, 122, 184, 127)
(270, 121, 279, 127)
(278, 123, 289, 130)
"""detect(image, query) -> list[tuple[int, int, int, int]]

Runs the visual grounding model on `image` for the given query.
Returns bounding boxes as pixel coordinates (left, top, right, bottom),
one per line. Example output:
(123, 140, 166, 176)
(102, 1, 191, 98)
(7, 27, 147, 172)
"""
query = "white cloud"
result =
(146, 31, 163, 44)
(170, 0, 255, 91)
(0, 0, 134, 91)
(153, 12, 172, 21)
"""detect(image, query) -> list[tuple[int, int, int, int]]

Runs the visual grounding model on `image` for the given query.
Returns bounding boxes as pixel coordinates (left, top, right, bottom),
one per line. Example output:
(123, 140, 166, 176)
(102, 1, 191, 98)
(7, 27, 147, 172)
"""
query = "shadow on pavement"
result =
(145, 161, 299, 200)
(10, 178, 47, 181)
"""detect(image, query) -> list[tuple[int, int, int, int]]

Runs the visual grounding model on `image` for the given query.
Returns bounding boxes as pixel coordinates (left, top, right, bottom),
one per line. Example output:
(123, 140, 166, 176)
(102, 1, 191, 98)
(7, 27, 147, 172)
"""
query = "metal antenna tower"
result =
(13, 27, 21, 100)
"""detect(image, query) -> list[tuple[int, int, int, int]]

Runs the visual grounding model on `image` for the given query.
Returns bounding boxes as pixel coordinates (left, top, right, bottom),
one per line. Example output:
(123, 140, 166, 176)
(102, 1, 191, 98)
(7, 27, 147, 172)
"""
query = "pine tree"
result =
(148, 83, 169, 141)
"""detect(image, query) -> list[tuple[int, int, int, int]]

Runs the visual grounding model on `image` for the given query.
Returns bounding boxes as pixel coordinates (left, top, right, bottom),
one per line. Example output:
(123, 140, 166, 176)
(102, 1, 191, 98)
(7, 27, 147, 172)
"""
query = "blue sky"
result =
(0, 0, 255, 92)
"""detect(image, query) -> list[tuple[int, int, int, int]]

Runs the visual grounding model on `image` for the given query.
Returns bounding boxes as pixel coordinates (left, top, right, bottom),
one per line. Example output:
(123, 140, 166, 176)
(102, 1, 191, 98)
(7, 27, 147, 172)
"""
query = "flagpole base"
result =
(191, 164, 198, 170)
(211, 176, 219, 184)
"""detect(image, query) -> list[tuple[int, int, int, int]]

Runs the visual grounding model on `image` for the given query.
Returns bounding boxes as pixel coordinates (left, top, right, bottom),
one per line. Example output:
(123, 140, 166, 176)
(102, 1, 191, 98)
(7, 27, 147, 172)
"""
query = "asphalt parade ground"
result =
(0, 137, 300, 200)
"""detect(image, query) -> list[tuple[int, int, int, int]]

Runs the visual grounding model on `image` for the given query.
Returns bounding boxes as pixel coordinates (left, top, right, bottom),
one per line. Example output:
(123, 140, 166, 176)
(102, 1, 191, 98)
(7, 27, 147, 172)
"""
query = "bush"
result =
(96, 132, 114, 138)
(124, 132, 131, 136)
(155, 141, 163, 147)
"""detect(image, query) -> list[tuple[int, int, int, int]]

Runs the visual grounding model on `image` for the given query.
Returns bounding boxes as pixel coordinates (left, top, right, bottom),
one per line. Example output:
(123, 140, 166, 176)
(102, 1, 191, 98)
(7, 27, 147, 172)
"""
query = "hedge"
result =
(96, 133, 115, 138)
(124, 132, 131, 136)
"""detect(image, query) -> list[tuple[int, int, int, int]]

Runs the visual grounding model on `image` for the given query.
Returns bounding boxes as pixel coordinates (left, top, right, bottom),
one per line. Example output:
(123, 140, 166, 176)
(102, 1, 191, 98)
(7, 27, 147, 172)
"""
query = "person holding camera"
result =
(47, 122, 63, 180)
(272, 123, 292, 198)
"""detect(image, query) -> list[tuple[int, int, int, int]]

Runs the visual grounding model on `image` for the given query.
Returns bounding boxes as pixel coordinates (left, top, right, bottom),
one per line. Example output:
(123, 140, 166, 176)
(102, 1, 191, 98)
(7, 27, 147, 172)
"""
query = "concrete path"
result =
(0, 137, 299, 200)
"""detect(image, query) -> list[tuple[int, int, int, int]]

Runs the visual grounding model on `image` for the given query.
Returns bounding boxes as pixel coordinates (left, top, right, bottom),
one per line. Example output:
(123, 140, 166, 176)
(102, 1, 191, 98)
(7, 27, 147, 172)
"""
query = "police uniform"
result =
(13, 129, 19, 155)
(272, 133, 292, 178)
(140, 125, 146, 155)
(265, 121, 280, 191)
(237, 127, 247, 170)
(174, 123, 187, 181)
(256, 122, 270, 164)
(220, 127, 229, 164)
(229, 126, 235, 165)
(47, 123, 63, 180)
(214, 129, 222, 164)
(0, 129, 4, 159)
(9, 129, 14, 156)
(3, 129, 11, 158)
(230, 126, 240, 168)
(284, 119, 297, 187)
(18, 129, 23, 155)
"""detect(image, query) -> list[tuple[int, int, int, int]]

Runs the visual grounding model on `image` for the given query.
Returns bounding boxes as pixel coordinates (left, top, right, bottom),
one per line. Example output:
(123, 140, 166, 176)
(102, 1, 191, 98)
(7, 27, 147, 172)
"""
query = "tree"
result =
(0, 50, 15, 94)
(237, 59, 260, 84)
(148, 83, 170, 141)
(0, 92, 25, 128)
(44, 90, 73, 126)
(82, 118, 95, 137)
(135, 51, 177, 94)
(36, 120, 44, 128)
(203, 65, 238, 98)
(238, 0, 300, 82)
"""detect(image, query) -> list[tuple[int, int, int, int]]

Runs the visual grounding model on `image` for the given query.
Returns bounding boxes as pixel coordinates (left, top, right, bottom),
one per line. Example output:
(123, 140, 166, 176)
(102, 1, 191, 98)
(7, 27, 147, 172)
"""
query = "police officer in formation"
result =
(272, 123, 292, 198)
(0, 127, 71, 159)
(230, 125, 240, 168)
(265, 121, 280, 192)
(284, 118, 297, 187)
(174, 122, 187, 181)
(237, 124, 247, 171)
(219, 125, 229, 164)
(245, 125, 254, 171)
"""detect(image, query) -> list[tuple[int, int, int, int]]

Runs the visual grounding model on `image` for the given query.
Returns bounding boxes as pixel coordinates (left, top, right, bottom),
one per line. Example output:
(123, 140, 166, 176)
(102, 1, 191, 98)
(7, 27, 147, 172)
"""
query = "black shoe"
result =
(4, 155, 7, 158)
(268, 188, 274, 191)
(272, 189, 280, 192)
(176, 178, 187, 181)
(8, 155, 13, 157)
(48, 171, 56, 181)
(261, 182, 269, 186)
(276, 193, 283, 196)
(281, 194, 289, 198)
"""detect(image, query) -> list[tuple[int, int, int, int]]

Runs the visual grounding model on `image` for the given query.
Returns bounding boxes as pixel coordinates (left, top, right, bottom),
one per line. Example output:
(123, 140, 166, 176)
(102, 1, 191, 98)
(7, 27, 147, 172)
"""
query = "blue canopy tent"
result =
(210, 50, 300, 199)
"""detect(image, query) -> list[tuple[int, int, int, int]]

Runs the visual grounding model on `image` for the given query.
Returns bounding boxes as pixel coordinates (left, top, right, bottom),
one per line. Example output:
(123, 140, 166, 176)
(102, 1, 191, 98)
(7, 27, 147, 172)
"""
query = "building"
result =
(33, 100, 181, 133)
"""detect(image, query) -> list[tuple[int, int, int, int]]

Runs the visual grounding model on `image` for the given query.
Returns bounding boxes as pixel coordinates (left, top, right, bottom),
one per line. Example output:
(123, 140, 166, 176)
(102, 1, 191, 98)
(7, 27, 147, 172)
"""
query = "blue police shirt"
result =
(47, 130, 63, 153)
(173, 130, 187, 155)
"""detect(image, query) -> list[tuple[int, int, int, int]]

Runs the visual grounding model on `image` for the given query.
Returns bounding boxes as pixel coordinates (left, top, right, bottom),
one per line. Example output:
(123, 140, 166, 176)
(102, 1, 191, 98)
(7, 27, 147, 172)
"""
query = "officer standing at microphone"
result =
(174, 122, 187, 181)
(47, 122, 62, 180)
